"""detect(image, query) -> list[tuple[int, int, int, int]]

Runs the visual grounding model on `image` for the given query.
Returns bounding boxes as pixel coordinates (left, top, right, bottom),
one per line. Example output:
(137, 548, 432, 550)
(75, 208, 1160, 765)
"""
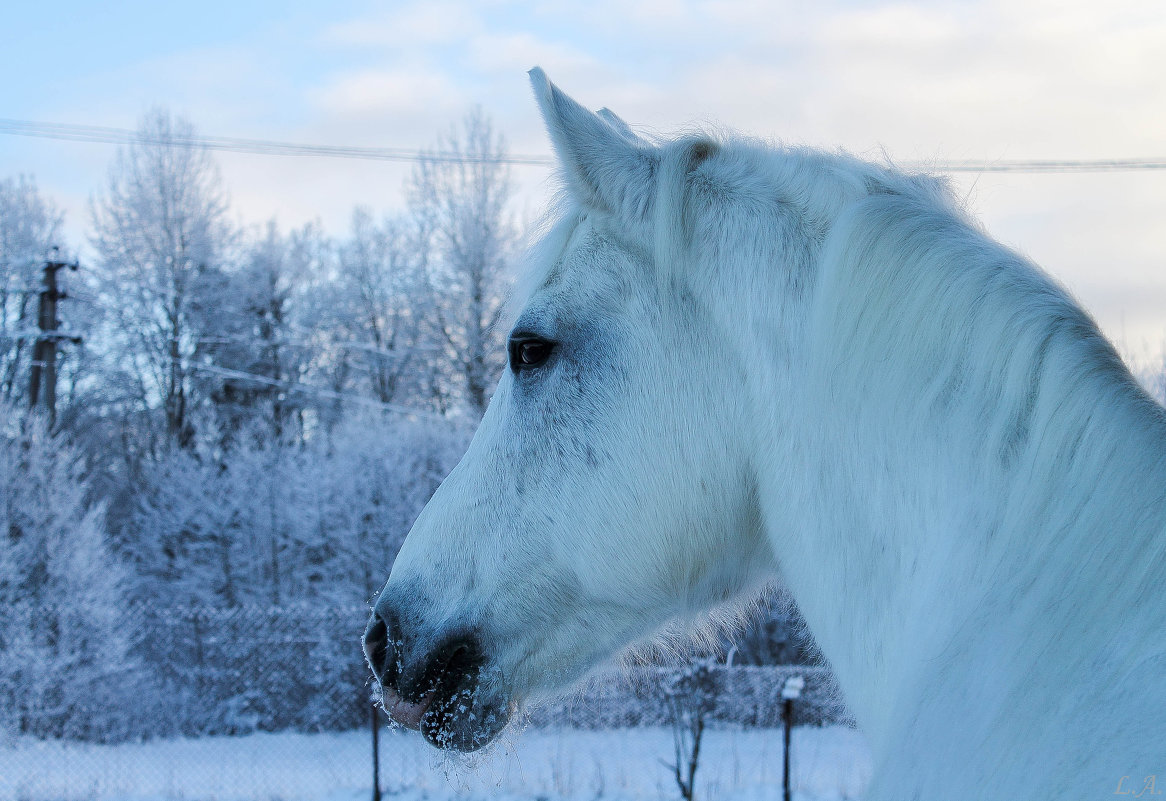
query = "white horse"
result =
(364, 69, 1166, 799)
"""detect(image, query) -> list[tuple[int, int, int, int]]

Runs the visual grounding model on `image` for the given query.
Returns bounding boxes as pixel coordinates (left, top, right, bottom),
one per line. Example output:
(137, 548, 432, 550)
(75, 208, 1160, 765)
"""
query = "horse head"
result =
(364, 68, 780, 750)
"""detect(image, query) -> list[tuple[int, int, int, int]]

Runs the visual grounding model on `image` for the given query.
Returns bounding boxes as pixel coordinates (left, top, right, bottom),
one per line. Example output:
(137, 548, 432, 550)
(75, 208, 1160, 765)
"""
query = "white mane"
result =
(568, 119, 1166, 795)
(666, 132, 1166, 796)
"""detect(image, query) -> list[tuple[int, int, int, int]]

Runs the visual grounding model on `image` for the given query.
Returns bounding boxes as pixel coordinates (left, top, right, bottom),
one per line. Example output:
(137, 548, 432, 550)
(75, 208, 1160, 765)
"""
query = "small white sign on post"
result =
(781, 675, 805, 700)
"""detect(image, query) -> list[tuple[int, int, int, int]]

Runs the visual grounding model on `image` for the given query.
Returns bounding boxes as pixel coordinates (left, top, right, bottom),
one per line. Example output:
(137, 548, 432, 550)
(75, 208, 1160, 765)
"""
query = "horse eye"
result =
(509, 337, 555, 372)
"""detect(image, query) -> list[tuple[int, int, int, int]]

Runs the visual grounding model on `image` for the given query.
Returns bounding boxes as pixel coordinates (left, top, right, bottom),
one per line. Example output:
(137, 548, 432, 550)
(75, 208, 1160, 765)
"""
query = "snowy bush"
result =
(663, 659, 718, 801)
(133, 603, 370, 736)
(0, 411, 134, 741)
(93, 411, 471, 737)
(119, 411, 470, 611)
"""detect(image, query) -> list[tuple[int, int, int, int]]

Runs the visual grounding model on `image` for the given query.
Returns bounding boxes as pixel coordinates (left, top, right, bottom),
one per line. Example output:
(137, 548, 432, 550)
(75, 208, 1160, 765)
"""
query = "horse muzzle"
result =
(363, 603, 511, 751)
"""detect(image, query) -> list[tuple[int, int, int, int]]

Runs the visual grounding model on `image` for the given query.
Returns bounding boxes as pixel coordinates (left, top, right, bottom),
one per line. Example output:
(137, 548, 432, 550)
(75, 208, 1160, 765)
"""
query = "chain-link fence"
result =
(1, 605, 868, 801)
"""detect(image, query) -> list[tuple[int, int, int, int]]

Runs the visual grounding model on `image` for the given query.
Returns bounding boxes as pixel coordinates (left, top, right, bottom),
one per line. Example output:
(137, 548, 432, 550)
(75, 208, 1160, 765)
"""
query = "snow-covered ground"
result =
(1, 725, 871, 801)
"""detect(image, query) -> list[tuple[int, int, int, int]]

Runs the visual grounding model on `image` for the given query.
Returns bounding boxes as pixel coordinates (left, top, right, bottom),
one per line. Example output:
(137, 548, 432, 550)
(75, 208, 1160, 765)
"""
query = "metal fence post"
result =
(371, 702, 381, 801)
(781, 675, 804, 801)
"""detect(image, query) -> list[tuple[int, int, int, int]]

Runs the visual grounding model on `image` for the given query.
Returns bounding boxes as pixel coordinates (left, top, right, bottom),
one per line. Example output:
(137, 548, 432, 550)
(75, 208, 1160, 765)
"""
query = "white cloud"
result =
(466, 32, 598, 76)
(308, 68, 468, 121)
(321, 3, 484, 49)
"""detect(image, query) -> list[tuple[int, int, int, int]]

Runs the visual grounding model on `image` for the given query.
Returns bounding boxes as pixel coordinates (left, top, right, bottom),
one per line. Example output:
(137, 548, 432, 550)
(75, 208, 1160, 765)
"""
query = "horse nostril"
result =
(363, 611, 393, 687)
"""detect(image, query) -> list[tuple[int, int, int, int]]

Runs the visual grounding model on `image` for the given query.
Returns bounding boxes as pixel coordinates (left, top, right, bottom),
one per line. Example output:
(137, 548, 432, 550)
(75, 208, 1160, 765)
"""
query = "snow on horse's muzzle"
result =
(363, 603, 510, 751)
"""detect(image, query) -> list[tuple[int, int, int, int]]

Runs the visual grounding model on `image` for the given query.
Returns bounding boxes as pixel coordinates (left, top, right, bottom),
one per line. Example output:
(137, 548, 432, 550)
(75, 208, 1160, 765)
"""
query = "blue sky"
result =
(2, 0, 1165, 361)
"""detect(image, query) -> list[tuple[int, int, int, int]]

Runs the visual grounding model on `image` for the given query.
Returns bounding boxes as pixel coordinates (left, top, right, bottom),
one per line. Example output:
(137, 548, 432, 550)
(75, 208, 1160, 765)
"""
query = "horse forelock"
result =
(507, 199, 579, 320)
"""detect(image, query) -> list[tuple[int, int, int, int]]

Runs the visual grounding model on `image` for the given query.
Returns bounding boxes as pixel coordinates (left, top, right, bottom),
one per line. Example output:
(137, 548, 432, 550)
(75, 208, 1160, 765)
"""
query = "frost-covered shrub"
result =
(663, 659, 718, 801)
(121, 411, 470, 610)
(108, 411, 471, 736)
(132, 603, 369, 736)
(0, 411, 134, 741)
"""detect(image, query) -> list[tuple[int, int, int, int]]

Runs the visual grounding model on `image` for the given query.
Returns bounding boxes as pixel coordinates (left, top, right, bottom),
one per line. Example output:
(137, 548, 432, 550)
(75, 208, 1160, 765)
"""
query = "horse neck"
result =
(723, 193, 1166, 749)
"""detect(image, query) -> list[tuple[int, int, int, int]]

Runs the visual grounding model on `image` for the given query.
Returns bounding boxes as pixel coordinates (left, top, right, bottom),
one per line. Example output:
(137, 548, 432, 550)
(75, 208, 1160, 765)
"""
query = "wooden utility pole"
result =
(28, 251, 81, 425)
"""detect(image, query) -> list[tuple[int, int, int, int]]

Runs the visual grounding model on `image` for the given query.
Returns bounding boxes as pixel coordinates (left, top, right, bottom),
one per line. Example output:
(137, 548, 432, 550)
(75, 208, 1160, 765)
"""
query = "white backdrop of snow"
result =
(0, 726, 870, 801)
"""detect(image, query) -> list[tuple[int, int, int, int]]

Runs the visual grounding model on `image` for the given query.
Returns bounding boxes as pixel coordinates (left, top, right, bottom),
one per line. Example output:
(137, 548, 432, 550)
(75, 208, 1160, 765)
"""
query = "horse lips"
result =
(380, 684, 436, 730)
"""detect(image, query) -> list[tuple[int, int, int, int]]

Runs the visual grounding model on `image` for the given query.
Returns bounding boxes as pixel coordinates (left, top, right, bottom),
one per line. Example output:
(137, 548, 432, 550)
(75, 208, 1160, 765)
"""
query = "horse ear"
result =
(529, 67, 657, 221)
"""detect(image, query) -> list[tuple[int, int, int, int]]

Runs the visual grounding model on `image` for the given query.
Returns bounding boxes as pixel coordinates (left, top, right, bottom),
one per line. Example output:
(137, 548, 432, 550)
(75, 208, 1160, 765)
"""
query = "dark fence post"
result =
(371, 702, 381, 801)
(782, 697, 792, 801)
(781, 675, 804, 801)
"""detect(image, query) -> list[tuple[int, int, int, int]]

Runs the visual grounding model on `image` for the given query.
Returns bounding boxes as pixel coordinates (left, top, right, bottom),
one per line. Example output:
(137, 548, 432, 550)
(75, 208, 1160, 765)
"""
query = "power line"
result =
(58, 292, 450, 419)
(906, 157, 1166, 174)
(3, 117, 1166, 173)
(0, 118, 553, 166)
(187, 362, 446, 421)
(195, 333, 441, 360)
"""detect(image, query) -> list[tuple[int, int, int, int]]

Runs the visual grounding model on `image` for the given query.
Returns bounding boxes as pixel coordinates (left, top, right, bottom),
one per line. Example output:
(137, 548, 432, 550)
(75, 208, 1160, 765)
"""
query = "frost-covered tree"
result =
(335, 208, 428, 406)
(203, 221, 329, 444)
(409, 108, 517, 416)
(0, 410, 132, 740)
(89, 108, 232, 451)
